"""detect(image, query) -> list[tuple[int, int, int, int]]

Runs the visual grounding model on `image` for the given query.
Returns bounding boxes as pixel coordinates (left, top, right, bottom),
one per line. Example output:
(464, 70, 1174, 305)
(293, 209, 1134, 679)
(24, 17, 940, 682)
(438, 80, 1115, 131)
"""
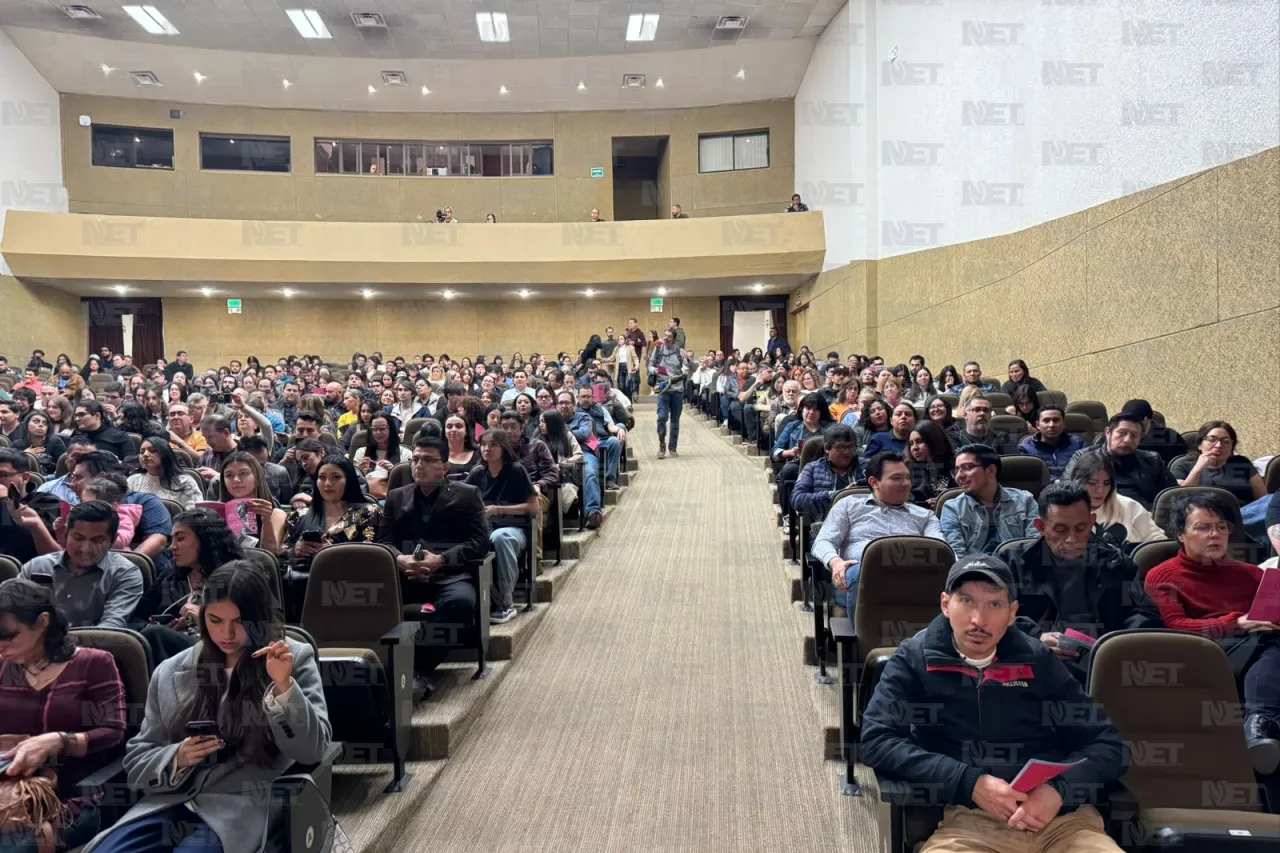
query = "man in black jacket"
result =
(1064, 412, 1175, 509)
(860, 554, 1127, 853)
(1005, 482, 1163, 682)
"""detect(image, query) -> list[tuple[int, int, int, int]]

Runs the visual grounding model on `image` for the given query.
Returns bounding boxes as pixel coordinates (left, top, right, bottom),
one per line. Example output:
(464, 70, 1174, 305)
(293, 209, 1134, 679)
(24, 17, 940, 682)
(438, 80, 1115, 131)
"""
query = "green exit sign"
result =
(590, 166, 605, 178)
(226, 298, 242, 314)
(650, 297, 663, 312)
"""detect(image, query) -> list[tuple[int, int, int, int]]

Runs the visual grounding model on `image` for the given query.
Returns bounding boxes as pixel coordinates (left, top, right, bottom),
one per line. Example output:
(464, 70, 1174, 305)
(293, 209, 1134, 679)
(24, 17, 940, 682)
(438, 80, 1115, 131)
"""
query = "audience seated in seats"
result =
(340, 400, 376, 452)
(859, 555, 1128, 853)
(1000, 359, 1048, 399)
(263, 454, 379, 620)
(1171, 420, 1267, 505)
(237, 437, 293, 508)
(1143, 491, 1280, 773)
(924, 394, 957, 432)
(903, 367, 935, 406)
(65, 453, 174, 573)
(354, 414, 411, 501)
(196, 414, 239, 483)
(161, 399, 206, 453)
(280, 438, 328, 506)
(0, 449, 62, 563)
(907, 420, 957, 510)
(565, 389, 622, 529)
(773, 393, 834, 530)
(68, 401, 134, 462)
(20, 501, 143, 628)
(377, 435, 490, 691)
(790, 424, 858, 522)
(720, 361, 754, 433)
(117, 402, 167, 447)
(135, 509, 244, 663)
(0, 578, 127, 853)
(860, 402, 916, 478)
(538, 410, 584, 515)
(499, 369, 535, 406)
(811, 452, 945, 613)
(948, 394, 996, 454)
(941, 445, 1039, 559)
(444, 413, 481, 476)
(0, 400, 28, 445)
(500, 409, 558, 559)
(1008, 387, 1041, 428)
(1017, 406, 1085, 480)
(850, 398, 890, 454)
(127, 437, 204, 510)
(1004, 482, 1162, 683)
(960, 361, 999, 394)
(212, 451, 287, 550)
(773, 380, 802, 433)
(466, 430, 538, 625)
(1065, 450, 1166, 551)
(1114, 398, 1188, 465)
(82, 563, 331, 853)
(1063, 412, 1175, 510)
(79, 475, 142, 551)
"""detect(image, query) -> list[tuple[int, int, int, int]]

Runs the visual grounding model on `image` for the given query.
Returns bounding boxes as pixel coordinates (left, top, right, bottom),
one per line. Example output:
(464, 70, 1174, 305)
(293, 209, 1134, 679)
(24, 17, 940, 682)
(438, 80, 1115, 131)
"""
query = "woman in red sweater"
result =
(1143, 491, 1280, 774)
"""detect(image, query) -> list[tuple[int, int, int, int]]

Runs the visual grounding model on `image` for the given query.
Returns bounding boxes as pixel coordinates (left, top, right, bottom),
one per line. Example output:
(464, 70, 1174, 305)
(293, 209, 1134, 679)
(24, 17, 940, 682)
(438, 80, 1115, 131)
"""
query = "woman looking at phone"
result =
(82, 563, 331, 853)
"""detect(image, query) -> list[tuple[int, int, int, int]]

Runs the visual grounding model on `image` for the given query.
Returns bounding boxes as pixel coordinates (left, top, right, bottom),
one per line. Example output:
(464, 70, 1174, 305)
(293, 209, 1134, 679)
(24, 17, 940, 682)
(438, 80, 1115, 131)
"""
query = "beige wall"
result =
(795, 148, 1280, 455)
(61, 96, 795, 223)
(0, 276, 86, 361)
(163, 295, 718, 371)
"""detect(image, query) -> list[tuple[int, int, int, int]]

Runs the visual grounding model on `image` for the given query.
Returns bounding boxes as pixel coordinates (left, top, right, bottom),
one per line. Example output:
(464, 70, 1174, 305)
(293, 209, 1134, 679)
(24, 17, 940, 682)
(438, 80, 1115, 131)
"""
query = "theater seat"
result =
(1132, 539, 1180, 583)
(998, 455, 1050, 498)
(933, 487, 964, 518)
(0, 554, 19, 581)
(111, 550, 153, 596)
(1152, 486, 1263, 563)
(1087, 630, 1280, 847)
(1037, 390, 1068, 410)
(346, 430, 369, 460)
(387, 461, 412, 492)
(984, 391, 1013, 411)
(1063, 412, 1095, 442)
(1066, 401, 1108, 434)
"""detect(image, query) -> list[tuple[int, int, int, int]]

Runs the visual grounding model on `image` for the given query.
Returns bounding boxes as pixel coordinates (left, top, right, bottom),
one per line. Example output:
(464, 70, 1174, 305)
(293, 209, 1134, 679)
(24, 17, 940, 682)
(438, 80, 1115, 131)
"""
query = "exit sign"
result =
(590, 166, 605, 178)
(650, 297, 663, 313)
(227, 298, 242, 314)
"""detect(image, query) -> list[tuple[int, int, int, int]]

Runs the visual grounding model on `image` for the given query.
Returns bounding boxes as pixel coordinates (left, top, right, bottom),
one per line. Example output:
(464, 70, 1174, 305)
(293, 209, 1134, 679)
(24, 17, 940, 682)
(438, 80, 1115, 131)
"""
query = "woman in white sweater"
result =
(1069, 450, 1167, 548)
(128, 436, 206, 509)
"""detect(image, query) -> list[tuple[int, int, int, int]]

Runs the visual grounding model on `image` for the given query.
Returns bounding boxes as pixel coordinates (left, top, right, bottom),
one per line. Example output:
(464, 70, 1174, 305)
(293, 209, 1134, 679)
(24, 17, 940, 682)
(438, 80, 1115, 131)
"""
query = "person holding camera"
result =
(0, 578, 127, 853)
(82, 563, 331, 853)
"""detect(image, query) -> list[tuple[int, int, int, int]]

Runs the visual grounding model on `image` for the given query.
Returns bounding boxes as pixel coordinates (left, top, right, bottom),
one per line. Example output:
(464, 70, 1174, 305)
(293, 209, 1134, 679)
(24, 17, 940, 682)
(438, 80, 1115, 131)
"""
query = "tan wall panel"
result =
(161, 295, 719, 369)
(1216, 149, 1280, 320)
(61, 96, 793, 224)
(0, 277, 86, 360)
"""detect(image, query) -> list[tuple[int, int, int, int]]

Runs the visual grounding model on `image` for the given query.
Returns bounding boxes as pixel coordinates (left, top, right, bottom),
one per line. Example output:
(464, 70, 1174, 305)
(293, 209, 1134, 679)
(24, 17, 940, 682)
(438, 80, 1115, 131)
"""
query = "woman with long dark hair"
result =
(13, 410, 67, 475)
(579, 335, 603, 371)
(353, 413, 409, 500)
(1170, 420, 1267, 505)
(853, 398, 892, 454)
(127, 436, 204, 508)
(1001, 359, 1047, 397)
(904, 366, 936, 404)
(0, 578, 127, 853)
(907, 420, 957, 508)
(924, 395, 956, 430)
(1009, 386, 1041, 429)
(772, 392, 834, 526)
(936, 365, 963, 394)
(117, 401, 168, 444)
(135, 509, 245, 662)
(1069, 451, 1166, 549)
(83, 564, 330, 853)
(216, 451, 287, 545)
(444, 413, 480, 475)
(466, 430, 537, 625)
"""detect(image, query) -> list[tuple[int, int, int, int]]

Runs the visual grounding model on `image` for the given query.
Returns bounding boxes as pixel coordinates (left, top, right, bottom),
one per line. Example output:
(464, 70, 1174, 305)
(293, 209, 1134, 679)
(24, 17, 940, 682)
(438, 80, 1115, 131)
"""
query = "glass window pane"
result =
(531, 144, 553, 176)
(386, 143, 405, 175)
(91, 125, 173, 169)
(339, 141, 358, 174)
(734, 132, 769, 170)
(407, 144, 426, 175)
(699, 136, 733, 173)
(315, 140, 339, 173)
(478, 144, 503, 177)
(202, 135, 290, 172)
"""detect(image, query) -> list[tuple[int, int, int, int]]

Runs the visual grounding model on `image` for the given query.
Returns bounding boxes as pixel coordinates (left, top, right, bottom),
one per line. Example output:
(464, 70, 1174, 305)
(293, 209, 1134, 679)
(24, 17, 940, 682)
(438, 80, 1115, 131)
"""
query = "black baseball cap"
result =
(945, 554, 1016, 596)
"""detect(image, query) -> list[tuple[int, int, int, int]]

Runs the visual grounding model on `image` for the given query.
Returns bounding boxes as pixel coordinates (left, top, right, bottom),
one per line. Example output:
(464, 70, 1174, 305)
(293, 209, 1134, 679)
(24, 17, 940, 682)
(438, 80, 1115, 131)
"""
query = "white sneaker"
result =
(490, 607, 517, 624)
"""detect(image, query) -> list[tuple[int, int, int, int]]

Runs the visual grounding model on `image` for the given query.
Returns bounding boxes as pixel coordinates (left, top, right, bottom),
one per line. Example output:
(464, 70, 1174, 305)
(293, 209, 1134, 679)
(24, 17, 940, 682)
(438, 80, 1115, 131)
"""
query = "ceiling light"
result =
(122, 5, 179, 35)
(442, 290, 455, 300)
(622, 74, 646, 89)
(367, 84, 377, 94)
(656, 287, 667, 296)
(282, 79, 292, 89)
(735, 68, 746, 79)
(421, 85, 430, 96)
(361, 289, 375, 299)
(350, 12, 387, 29)
(518, 289, 530, 298)
(286, 9, 331, 39)
(61, 5, 101, 20)
(200, 287, 213, 296)
(577, 81, 586, 91)
(192, 71, 206, 83)
(584, 288, 595, 297)
(751, 283, 764, 292)
(716, 15, 748, 30)
(626, 13, 659, 41)
(499, 85, 509, 95)
(113, 284, 130, 294)
(655, 77, 664, 88)
(129, 70, 162, 87)
(476, 12, 510, 42)
(381, 71, 408, 86)
(281, 288, 295, 298)
(100, 63, 114, 75)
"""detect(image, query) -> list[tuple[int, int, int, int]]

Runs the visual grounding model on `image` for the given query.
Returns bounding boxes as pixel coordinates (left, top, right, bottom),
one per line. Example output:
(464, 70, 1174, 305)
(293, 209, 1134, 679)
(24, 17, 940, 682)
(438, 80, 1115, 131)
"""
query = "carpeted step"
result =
(408, 659, 514, 759)
(813, 676, 843, 761)
(331, 761, 448, 853)
(770, 484, 779, 505)
(535, 558, 581, 602)
(488, 598, 552, 660)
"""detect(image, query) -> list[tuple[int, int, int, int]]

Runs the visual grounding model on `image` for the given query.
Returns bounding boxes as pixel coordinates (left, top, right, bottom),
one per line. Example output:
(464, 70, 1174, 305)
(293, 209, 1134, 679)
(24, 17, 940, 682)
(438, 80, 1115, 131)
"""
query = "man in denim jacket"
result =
(940, 444, 1039, 559)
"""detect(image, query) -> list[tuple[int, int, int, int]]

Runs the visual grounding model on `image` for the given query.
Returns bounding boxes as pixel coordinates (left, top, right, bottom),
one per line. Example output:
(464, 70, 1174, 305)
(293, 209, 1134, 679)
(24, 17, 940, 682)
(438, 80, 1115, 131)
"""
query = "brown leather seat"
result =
(1036, 390, 1068, 410)
(933, 487, 963, 518)
(0, 555, 21, 581)
(70, 626, 152, 732)
(998, 455, 1050, 499)
(346, 430, 369, 460)
(1088, 631, 1280, 837)
(402, 418, 431, 447)
(387, 461, 412, 492)
(110, 549, 153, 595)
(984, 391, 1013, 411)
(1151, 486, 1260, 563)
(1062, 412, 1095, 441)
(1131, 539, 1180, 583)
(1065, 400, 1108, 434)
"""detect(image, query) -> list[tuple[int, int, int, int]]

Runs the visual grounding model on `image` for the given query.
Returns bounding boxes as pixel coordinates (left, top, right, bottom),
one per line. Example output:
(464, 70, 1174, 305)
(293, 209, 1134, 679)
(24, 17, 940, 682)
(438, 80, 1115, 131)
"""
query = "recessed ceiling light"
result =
(113, 284, 129, 294)
(577, 81, 586, 91)
(499, 85, 509, 95)
(654, 77, 664, 88)
(282, 79, 293, 89)
(367, 84, 377, 94)
(735, 68, 746, 80)
(656, 287, 668, 296)
(421, 85, 430, 96)
(100, 63, 114, 75)
(192, 71, 206, 84)
(200, 287, 213, 296)
(751, 283, 764, 292)
(286, 8, 331, 39)
(518, 289, 530, 298)
(61, 5, 101, 20)
(476, 12, 510, 42)
(281, 288, 295, 298)
(129, 70, 162, 87)
(122, 5, 178, 35)
(626, 13, 659, 41)
(361, 289, 375, 299)
(584, 288, 595, 297)
(442, 290, 455, 299)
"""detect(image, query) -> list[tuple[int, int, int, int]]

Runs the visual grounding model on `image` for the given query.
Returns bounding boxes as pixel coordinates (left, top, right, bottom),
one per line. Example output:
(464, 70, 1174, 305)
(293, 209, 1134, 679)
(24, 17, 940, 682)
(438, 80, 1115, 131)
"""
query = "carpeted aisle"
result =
(380, 405, 874, 852)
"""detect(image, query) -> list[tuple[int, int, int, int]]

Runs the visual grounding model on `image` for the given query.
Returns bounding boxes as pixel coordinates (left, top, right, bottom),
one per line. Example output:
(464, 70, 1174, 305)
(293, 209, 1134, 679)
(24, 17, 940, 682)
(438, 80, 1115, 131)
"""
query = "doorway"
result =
(611, 136, 668, 221)
(83, 297, 165, 367)
(719, 296, 789, 358)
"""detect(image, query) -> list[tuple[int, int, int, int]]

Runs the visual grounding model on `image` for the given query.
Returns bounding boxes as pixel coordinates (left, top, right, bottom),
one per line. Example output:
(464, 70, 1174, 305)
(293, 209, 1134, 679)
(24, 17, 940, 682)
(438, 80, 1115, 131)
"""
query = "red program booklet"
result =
(1247, 569, 1280, 623)
(197, 499, 259, 540)
(1010, 758, 1087, 793)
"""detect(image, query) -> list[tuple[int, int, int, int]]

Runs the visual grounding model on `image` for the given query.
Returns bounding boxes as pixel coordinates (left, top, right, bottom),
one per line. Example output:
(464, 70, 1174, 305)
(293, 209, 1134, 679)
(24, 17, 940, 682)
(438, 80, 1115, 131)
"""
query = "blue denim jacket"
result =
(938, 487, 1039, 559)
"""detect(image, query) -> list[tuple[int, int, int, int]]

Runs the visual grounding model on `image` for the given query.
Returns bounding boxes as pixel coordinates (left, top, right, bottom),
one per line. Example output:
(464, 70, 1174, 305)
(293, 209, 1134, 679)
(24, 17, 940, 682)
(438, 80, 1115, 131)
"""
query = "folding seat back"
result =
(1152, 487, 1260, 563)
(1132, 539, 1180, 583)
(1088, 630, 1280, 842)
(854, 536, 955, 654)
(387, 462, 412, 493)
(933, 487, 964, 518)
(1063, 412, 1095, 442)
(301, 543, 403, 666)
(111, 549, 153, 596)
(1037, 390, 1068, 410)
(346, 430, 369, 461)
(984, 391, 1013, 411)
(402, 418, 430, 447)
(1066, 400, 1108, 434)
(1265, 455, 1280, 495)
(0, 555, 18, 581)
(937, 394, 960, 413)
(244, 546, 286, 612)
(998, 455, 1050, 499)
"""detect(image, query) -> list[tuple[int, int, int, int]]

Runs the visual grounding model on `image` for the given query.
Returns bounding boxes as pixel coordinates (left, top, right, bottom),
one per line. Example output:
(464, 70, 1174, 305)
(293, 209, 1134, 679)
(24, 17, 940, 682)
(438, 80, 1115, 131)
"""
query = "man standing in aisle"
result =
(622, 318, 647, 399)
(649, 327, 690, 459)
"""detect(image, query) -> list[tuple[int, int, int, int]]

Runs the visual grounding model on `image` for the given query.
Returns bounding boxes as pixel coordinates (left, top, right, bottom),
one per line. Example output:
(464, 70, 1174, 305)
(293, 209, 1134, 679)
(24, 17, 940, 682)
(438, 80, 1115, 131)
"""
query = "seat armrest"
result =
(380, 622, 418, 645)
(831, 616, 855, 641)
(76, 757, 125, 799)
(875, 773, 952, 807)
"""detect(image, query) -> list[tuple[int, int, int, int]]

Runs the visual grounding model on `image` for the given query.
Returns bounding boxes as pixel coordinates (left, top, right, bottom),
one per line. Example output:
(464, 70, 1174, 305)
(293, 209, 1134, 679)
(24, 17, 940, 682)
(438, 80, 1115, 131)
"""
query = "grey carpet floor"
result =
(369, 407, 877, 852)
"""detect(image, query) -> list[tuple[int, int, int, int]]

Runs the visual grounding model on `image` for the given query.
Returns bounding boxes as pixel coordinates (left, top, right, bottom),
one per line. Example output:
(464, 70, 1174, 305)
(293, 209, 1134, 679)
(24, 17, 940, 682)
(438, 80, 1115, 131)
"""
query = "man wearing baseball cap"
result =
(860, 554, 1127, 853)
